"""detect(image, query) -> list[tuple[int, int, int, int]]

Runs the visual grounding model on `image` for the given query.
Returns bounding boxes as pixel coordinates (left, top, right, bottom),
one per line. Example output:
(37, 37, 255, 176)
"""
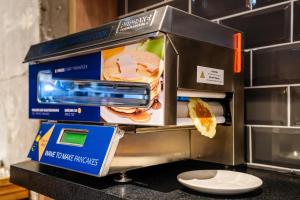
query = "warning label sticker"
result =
(196, 66, 224, 85)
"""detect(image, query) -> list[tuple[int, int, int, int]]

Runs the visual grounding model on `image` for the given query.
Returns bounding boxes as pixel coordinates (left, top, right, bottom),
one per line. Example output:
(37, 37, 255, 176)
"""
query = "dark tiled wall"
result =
(118, 0, 189, 15)
(221, 4, 291, 48)
(253, 0, 286, 8)
(127, 0, 163, 12)
(150, 0, 188, 12)
(244, 52, 251, 87)
(252, 127, 300, 169)
(232, 0, 300, 171)
(252, 43, 300, 85)
(294, 1, 300, 40)
(118, 0, 300, 171)
(291, 87, 300, 126)
(245, 88, 287, 125)
(191, 0, 250, 19)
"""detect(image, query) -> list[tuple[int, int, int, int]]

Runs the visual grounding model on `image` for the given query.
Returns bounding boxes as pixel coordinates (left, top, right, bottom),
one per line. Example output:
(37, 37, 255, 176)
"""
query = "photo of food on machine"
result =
(100, 36, 224, 137)
(100, 36, 165, 125)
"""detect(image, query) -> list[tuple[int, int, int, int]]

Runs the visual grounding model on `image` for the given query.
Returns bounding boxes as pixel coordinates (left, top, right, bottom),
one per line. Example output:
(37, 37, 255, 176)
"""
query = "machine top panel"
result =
(24, 6, 239, 63)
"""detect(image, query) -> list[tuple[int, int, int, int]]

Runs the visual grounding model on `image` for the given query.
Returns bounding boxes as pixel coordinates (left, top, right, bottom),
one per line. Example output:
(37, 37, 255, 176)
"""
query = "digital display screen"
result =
(59, 129, 88, 146)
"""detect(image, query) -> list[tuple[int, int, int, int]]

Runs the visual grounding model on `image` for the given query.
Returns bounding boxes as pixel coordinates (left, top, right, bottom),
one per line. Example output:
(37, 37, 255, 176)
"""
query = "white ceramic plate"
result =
(177, 170, 263, 195)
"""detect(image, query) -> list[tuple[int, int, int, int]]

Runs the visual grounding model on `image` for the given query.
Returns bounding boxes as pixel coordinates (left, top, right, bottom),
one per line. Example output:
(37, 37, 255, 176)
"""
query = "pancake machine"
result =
(25, 6, 244, 177)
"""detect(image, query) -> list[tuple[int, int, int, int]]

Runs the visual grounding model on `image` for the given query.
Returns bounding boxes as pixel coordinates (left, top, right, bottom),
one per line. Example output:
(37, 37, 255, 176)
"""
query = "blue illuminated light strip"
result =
(37, 70, 150, 107)
(177, 96, 190, 102)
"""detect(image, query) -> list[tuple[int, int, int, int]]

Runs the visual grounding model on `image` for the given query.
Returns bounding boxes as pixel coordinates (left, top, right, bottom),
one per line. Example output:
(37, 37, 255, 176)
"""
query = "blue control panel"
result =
(28, 122, 119, 176)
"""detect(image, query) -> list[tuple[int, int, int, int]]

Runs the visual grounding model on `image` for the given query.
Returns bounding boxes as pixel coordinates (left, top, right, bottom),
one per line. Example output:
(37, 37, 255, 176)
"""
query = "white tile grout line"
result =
(247, 163, 300, 174)
(246, 40, 300, 51)
(249, 126, 253, 163)
(213, 0, 291, 21)
(287, 86, 291, 126)
(245, 83, 300, 89)
(291, 0, 294, 42)
(245, 124, 300, 129)
(250, 50, 253, 87)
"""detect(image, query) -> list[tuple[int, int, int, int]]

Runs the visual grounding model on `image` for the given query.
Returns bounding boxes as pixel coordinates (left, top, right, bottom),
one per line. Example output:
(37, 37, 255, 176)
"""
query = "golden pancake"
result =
(188, 98, 217, 138)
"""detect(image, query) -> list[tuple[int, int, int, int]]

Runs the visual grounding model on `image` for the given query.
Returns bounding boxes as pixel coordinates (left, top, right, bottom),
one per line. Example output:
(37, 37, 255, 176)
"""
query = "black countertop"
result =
(10, 160, 300, 200)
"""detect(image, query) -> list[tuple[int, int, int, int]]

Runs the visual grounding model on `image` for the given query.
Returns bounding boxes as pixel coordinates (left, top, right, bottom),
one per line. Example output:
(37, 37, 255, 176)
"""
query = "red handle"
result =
(233, 33, 242, 73)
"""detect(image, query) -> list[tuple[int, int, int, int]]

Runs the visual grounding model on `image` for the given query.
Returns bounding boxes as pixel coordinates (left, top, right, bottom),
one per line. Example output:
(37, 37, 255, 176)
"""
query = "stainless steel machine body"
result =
(25, 6, 244, 175)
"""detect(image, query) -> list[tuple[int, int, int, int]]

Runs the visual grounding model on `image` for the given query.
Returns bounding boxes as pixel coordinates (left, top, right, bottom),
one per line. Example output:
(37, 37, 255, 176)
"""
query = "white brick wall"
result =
(0, 0, 40, 167)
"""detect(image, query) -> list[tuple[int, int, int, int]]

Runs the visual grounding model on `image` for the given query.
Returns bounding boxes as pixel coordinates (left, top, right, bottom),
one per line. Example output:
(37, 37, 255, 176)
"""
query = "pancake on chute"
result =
(188, 98, 217, 138)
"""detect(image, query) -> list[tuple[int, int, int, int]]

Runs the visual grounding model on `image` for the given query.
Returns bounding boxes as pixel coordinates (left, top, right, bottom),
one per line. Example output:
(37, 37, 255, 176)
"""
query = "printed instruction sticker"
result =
(197, 66, 224, 85)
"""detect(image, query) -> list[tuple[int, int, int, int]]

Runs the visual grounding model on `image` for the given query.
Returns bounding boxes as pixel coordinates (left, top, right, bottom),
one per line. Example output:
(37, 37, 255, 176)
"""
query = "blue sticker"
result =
(28, 122, 116, 176)
(29, 53, 101, 122)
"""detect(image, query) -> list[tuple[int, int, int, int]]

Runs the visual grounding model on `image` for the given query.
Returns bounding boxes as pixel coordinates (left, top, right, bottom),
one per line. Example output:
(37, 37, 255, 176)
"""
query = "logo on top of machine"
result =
(117, 11, 156, 33)
(197, 66, 224, 86)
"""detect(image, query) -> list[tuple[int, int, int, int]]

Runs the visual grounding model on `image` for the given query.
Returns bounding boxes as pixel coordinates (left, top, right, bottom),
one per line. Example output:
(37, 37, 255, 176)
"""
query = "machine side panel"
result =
(109, 129, 190, 174)
(164, 35, 178, 125)
(168, 34, 234, 93)
(233, 71, 245, 165)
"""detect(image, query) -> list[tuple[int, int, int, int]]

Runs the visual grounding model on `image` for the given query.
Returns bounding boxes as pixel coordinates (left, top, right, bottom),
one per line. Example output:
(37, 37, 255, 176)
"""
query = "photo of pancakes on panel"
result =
(101, 36, 165, 125)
